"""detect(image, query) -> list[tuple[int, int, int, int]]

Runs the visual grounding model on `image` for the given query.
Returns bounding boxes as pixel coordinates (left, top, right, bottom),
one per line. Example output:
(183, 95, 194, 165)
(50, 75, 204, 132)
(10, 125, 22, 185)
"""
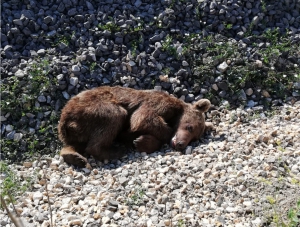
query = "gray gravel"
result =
(1, 102, 300, 227)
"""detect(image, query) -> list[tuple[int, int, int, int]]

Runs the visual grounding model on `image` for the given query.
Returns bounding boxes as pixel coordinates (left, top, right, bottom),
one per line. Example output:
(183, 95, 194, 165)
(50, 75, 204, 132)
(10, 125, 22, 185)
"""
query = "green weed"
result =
(266, 196, 300, 227)
(0, 161, 34, 204)
(58, 36, 69, 46)
(162, 34, 177, 57)
(162, 67, 171, 75)
(126, 188, 145, 206)
(261, 0, 267, 12)
(225, 23, 232, 29)
(89, 62, 97, 71)
(177, 219, 186, 227)
(287, 201, 300, 227)
(245, 22, 255, 37)
(184, 29, 299, 104)
(131, 35, 143, 57)
(195, 6, 202, 20)
(52, 34, 72, 47)
(124, 23, 144, 35)
(258, 149, 300, 227)
(0, 58, 54, 119)
(0, 58, 60, 162)
(162, 34, 173, 50)
(98, 21, 120, 32)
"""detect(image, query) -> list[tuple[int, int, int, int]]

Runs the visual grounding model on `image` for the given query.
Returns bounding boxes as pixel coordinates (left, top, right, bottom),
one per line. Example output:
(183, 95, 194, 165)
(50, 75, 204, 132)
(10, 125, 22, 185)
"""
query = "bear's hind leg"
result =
(84, 115, 127, 160)
(60, 146, 88, 168)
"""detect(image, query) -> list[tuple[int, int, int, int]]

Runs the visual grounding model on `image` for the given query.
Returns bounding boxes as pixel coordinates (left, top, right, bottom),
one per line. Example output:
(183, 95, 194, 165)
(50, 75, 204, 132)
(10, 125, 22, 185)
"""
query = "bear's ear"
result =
(193, 99, 211, 112)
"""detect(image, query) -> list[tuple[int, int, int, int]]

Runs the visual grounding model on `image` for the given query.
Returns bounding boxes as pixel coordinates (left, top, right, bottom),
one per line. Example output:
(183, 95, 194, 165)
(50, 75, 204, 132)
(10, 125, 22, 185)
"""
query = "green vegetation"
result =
(92, 11, 299, 106)
(256, 141, 300, 226)
(125, 24, 144, 35)
(0, 58, 60, 162)
(186, 29, 300, 104)
(89, 62, 97, 71)
(131, 35, 143, 57)
(195, 7, 202, 20)
(57, 36, 70, 46)
(266, 196, 300, 227)
(225, 23, 233, 30)
(98, 21, 120, 33)
(0, 161, 34, 205)
(205, 35, 238, 62)
(52, 32, 74, 47)
(245, 22, 255, 37)
(162, 34, 173, 51)
(259, 28, 289, 64)
(177, 219, 186, 227)
(287, 201, 300, 226)
(1, 58, 55, 119)
(261, 0, 267, 12)
(162, 34, 177, 57)
(162, 67, 171, 75)
(0, 161, 53, 227)
(126, 188, 145, 206)
(131, 40, 138, 57)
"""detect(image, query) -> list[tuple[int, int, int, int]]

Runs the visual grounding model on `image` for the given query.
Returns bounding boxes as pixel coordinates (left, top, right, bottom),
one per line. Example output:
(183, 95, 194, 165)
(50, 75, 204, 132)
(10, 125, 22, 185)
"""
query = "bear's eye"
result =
(186, 125, 193, 132)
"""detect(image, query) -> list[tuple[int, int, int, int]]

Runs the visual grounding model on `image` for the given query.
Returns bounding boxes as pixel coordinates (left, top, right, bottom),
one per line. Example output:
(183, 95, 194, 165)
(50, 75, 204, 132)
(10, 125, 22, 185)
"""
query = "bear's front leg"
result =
(130, 109, 174, 144)
(133, 135, 163, 153)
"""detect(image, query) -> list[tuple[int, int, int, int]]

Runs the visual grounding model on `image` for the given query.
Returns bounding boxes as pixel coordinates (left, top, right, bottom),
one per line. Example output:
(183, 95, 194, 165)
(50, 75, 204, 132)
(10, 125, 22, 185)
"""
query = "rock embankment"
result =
(1, 0, 300, 160)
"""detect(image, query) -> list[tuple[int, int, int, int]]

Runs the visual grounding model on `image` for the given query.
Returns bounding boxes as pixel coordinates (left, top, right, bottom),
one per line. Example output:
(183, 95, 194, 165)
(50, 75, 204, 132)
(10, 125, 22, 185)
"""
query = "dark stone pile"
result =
(1, 0, 300, 161)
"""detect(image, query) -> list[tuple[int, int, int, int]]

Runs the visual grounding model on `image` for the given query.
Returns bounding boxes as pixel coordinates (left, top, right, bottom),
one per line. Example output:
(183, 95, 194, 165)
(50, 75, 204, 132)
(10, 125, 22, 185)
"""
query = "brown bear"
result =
(58, 86, 213, 167)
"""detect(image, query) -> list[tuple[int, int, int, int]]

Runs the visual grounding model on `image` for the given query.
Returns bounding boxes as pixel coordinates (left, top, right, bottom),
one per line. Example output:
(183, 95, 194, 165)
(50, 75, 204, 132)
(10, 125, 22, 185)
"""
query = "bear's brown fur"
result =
(58, 86, 213, 167)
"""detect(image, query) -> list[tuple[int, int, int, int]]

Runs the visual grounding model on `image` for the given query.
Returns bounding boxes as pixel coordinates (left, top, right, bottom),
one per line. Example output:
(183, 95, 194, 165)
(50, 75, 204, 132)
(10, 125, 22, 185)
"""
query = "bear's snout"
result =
(175, 141, 185, 150)
(171, 134, 188, 151)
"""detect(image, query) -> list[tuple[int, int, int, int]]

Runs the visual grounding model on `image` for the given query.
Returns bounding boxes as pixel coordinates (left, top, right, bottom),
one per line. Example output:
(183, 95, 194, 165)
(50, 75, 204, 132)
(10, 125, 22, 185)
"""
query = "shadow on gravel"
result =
(69, 131, 217, 172)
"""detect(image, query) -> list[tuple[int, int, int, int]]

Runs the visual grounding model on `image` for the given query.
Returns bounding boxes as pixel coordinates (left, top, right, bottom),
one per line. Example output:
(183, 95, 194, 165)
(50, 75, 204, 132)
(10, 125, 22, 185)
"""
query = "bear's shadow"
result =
(71, 131, 224, 173)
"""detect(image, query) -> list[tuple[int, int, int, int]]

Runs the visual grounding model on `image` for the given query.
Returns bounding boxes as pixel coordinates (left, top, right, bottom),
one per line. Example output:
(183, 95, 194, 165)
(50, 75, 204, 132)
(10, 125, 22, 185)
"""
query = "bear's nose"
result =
(176, 141, 184, 150)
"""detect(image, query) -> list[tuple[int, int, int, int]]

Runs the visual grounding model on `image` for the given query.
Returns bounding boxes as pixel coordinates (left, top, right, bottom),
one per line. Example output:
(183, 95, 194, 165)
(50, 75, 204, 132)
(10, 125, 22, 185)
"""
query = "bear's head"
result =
(171, 99, 211, 151)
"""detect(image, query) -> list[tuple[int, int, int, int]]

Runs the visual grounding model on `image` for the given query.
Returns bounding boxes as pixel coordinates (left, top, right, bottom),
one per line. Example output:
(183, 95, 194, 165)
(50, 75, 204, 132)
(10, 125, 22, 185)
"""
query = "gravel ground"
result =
(1, 102, 299, 227)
